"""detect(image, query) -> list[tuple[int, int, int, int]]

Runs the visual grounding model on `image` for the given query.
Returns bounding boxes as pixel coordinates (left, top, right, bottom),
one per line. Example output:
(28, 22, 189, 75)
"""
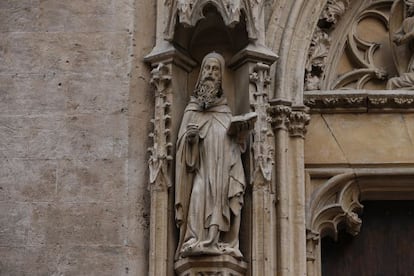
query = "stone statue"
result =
(388, 0, 414, 89)
(175, 52, 255, 260)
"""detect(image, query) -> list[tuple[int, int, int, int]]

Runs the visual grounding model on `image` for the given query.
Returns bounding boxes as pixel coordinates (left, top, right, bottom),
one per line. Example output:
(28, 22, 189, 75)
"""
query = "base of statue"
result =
(174, 255, 247, 276)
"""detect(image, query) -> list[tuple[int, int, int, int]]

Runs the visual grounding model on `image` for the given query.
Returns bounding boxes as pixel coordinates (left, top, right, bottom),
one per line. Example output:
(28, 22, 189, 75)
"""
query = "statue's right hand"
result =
(186, 123, 199, 143)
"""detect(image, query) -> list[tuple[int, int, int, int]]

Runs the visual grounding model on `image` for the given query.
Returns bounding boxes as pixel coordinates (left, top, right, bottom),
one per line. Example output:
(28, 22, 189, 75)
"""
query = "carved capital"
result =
(148, 63, 173, 190)
(268, 99, 292, 131)
(287, 108, 310, 138)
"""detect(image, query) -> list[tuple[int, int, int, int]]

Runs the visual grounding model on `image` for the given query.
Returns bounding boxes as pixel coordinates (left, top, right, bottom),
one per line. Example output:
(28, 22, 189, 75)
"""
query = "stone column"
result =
(268, 100, 292, 276)
(287, 106, 310, 276)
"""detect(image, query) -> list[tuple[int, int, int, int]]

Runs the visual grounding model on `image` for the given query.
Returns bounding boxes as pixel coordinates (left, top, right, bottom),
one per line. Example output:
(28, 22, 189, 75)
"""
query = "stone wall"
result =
(0, 1, 154, 275)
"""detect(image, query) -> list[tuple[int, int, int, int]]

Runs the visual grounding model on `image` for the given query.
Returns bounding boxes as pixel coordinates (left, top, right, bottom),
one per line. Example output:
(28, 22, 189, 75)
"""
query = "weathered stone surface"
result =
(306, 114, 414, 165)
(28, 202, 127, 246)
(57, 159, 127, 203)
(0, 159, 56, 202)
(0, 0, 152, 275)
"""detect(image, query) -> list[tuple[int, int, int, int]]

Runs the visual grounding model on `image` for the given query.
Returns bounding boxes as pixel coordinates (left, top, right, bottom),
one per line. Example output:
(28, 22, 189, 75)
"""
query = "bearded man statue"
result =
(175, 52, 251, 260)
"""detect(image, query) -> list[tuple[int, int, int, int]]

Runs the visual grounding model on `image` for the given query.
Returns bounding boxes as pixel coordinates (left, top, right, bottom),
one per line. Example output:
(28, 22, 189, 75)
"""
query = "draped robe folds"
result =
(175, 96, 246, 259)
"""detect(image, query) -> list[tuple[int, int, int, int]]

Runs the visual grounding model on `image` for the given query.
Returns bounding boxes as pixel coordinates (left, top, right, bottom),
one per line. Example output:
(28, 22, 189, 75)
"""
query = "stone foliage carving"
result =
(175, 53, 255, 260)
(305, 0, 350, 90)
(268, 100, 292, 131)
(387, 0, 414, 89)
(148, 63, 173, 190)
(305, 28, 331, 91)
(249, 62, 274, 185)
(304, 90, 414, 111)
(288, 109, 311, 138)
(164, 0, 263, 41)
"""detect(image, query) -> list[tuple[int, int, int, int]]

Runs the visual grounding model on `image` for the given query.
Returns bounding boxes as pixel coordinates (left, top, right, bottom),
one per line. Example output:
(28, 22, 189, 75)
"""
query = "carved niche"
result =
(305, 0, 414, 91)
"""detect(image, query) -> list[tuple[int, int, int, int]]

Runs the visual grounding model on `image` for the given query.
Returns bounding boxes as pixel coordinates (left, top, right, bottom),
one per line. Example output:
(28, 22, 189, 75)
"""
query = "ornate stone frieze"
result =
(304, 90, 414, 112)
(287, 108, 310, 139)
(148, 63, 173, 191)
(164, 0, 262, 41)
(249, 62, 275, 184)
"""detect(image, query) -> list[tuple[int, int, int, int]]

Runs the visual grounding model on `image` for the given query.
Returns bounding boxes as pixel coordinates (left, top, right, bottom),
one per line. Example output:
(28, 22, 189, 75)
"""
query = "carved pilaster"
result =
(249, 62, 275, 186)
(147, 62, 174, 276)
(288, 108, 310, 139)
(148, 63, 173, 191)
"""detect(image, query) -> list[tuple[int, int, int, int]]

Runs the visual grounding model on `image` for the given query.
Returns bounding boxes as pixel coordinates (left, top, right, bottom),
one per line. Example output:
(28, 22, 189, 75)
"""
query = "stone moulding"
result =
(304, 90, 414, 112)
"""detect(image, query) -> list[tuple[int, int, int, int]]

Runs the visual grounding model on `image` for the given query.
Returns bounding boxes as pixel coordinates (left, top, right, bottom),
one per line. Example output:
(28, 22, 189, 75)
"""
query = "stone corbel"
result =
(287, 107, 310, 139)
(308, 177, 363, 240)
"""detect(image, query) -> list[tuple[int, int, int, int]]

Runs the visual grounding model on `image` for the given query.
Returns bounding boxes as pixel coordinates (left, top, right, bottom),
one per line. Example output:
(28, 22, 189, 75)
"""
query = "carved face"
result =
(200, 58, 221, 86)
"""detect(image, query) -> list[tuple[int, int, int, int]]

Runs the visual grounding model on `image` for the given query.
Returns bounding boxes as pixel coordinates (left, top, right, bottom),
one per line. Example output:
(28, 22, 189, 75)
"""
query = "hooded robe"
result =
(175, 53, 246, 259)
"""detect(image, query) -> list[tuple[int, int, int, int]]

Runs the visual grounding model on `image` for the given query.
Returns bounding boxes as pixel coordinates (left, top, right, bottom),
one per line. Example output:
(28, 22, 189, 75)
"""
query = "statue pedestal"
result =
(174, 255, 248, 276)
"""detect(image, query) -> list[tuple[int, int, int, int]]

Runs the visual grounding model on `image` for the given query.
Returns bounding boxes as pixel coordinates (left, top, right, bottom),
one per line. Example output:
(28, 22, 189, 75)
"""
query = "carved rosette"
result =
(148, 63, 173, 191)
(164, 0, 261, 40)
(249, 62, 275, 186)
(287, 109, 310, 139)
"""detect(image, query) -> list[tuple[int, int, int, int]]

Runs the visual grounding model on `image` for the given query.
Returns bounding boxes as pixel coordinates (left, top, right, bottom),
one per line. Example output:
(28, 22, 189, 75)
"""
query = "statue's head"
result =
(194, 52, 225, 109)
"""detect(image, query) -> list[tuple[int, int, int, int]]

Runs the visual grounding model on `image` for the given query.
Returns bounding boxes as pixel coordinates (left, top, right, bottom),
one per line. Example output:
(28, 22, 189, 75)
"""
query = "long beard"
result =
(194, 80, 221, 110)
